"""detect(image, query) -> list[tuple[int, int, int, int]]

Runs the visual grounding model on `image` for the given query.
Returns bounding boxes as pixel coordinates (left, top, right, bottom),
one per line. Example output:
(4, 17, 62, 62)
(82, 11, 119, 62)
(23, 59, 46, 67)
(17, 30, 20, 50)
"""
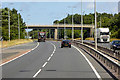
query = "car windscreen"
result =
(63, 40, 70, 43)
(100, 32, 109, 35)
(114, 41, 120, 44)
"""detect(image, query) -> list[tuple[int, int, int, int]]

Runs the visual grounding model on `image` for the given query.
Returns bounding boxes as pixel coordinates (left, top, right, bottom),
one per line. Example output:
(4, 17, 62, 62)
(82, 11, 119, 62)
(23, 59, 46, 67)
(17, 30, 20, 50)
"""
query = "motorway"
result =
(2, 41, 113, 79)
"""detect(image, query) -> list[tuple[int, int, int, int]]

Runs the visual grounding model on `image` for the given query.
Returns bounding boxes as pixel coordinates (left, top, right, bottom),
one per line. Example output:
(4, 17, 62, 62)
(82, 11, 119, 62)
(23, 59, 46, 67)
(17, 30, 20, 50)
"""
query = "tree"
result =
(53, 12, 120, 39)
(2, 7, 26, 40)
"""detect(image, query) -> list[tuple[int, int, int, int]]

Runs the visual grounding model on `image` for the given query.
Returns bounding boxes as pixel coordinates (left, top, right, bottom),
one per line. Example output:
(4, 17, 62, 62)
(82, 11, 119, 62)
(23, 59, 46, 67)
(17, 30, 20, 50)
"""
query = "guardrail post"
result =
(118, 67, 120, 75)
(110, 63, 112, 69)
(104, 58, 105, 63)
(114, 65, 117, 72)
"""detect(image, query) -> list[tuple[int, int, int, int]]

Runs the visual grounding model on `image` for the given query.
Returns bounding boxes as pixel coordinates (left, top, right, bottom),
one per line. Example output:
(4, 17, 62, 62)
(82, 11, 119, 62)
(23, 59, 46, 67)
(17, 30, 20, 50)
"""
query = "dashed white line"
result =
(42, 62, 48, 68)
(33, 69, 42, 78)
(33, 41, 56, 78)
(47, 57, 51, 61)
(0, 42, 39, 66)
(72, 45, 101, 79)
(50, 53, 53, 57)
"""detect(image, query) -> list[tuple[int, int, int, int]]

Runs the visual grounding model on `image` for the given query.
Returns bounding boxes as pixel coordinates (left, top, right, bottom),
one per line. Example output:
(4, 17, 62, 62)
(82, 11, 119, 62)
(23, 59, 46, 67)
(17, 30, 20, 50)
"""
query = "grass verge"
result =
(0, 39, 33, 48)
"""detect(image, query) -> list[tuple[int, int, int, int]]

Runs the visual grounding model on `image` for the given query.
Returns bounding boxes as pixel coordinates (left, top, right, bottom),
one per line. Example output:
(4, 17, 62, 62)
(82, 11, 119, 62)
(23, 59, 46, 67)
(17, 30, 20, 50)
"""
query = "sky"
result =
(2, 2, 119, 26)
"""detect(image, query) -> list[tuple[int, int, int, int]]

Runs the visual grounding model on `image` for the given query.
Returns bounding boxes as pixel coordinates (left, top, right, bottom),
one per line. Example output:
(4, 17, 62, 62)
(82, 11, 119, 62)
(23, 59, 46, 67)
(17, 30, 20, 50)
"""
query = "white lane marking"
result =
(72, 45, 101, 79)
(51, 53, 53, 57)
(33, 41, 56, 78)
(0, 42, 39, 66)
(33, 69, 42, 78)
(42, 62, 48, 68)
(51, 42, 56, 53)
(47, 57, 51, 61)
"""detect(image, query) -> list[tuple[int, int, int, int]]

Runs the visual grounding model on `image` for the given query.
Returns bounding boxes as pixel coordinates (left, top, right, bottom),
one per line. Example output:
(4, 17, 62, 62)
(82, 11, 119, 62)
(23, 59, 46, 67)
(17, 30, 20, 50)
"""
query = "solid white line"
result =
(0, 42, 39, 66)
(33, 69, 41, 78)
(72, 45, 101, 79)
(42, 62, 48, 68)
(47, 57, 51, 61)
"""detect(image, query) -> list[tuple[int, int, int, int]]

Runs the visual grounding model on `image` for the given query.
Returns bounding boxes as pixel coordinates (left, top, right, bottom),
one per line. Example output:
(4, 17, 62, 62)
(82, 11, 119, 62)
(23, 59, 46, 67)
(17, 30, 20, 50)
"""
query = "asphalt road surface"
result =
(2, 41, 112, 79)
(1, 42, 37, 61)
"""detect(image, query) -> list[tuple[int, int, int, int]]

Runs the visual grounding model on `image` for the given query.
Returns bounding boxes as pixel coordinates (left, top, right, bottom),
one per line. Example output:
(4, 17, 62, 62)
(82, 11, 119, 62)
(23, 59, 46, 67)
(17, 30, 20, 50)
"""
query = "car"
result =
(61, 40, 71, 48)
(110, 40, 120, 51)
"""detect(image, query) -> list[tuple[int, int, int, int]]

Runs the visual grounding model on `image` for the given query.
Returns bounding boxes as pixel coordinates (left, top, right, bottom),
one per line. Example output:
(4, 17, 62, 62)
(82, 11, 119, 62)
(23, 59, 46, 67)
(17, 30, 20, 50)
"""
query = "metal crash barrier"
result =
(73, 41, 120, 79)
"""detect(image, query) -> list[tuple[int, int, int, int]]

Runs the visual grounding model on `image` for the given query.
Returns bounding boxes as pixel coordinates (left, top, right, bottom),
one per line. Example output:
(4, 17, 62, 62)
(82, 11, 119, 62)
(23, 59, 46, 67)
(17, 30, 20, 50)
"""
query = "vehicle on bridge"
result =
(96, 28, 110, 42)
(110, 40, 120, 51)
(61, 40, 71, 48)
(38, 32, 46, 42)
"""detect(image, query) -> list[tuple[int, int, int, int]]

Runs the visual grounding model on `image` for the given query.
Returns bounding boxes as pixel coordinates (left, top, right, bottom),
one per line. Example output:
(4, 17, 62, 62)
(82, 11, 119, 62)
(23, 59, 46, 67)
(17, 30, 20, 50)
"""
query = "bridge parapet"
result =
(27, 24, 94, 28)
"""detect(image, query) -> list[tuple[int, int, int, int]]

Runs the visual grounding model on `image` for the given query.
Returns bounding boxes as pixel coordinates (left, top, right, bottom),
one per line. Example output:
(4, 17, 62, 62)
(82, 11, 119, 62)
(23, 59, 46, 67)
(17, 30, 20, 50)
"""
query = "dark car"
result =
(61, 40, 71, 48)
(110, 40, 120, 51)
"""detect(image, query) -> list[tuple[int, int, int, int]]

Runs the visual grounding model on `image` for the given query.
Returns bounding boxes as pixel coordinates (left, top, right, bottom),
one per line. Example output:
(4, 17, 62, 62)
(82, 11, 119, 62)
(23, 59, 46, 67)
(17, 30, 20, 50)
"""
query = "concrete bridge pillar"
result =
(54, 29, 58, 40)
(49, 29, 51, 39)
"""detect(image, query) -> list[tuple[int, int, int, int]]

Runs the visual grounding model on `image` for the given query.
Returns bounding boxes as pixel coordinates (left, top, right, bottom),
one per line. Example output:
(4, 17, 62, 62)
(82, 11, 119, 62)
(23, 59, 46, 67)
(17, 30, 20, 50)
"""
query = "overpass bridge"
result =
(27, 24, 94, 39)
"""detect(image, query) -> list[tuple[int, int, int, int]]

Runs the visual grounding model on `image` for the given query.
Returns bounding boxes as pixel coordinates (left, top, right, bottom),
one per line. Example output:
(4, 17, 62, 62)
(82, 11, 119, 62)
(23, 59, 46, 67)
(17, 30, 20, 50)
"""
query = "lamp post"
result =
(71, 7, 75, 40)
(71, 6, 76, 40)
(68, 6, 76, 40)
(27, 15, 30, 39)
(18, 9, 22, 40)
(94, 0, 97, 50)
(64, 18, 66, 40)
(81, 0, 83, 43)
(18, 13, 20, 40)
(81, 0, 85, 44)
(8, 3, 14, 41)
(8, 9, 10, 41)
(92, 18, 94, 38)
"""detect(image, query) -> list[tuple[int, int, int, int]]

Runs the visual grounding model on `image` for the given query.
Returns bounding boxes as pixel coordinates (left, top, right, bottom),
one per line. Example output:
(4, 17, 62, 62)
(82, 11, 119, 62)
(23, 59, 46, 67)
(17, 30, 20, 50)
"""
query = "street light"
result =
(8, 3, 14, 41)
(64, 17, 67, 40)
(94, 0, 97, 50)
(81, 0, 83, 43)
(81, 0, 85, 44)
(27, 15, 30, 39)
(68, 6, 76, 40)
(18, 9, 22, 40)
(8, 9, 10, 41)
(92, 18, 94, 38)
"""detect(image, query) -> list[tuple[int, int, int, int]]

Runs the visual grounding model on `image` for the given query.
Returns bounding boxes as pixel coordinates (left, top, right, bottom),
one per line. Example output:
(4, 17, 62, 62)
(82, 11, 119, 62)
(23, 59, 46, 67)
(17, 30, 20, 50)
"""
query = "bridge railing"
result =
(53, 24, 94, 27)
(73, 40, 120, 79)
(27, 24, 94, 28)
